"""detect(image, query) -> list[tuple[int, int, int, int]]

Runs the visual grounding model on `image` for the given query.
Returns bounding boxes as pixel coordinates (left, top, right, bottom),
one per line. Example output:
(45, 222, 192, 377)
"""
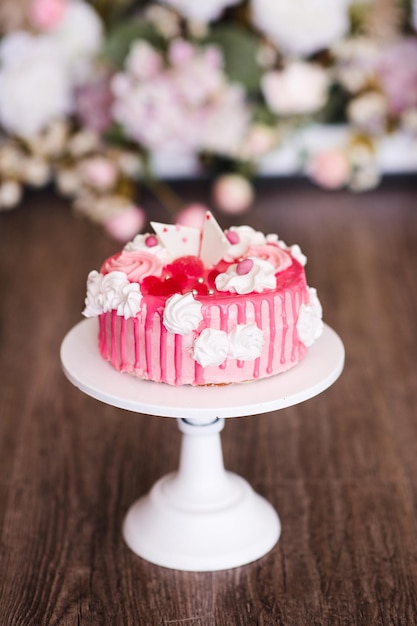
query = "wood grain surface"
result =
(1, 177, 417, 625)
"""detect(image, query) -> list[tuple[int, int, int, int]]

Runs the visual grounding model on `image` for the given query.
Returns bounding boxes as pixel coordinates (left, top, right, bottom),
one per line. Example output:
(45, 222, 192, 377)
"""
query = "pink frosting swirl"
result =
(101, 250, 163, 282)
(247, 244, 292, 272)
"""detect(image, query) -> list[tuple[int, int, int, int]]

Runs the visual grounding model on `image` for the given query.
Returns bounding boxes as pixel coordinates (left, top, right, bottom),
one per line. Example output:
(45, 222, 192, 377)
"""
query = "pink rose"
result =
(81, 157, 118, 190)
(104, 206, 146, 242)
(101, 250, 163, 282)
(307, 149, 351, 189)
(212, 174, 254, 214)
(176, 203, 208, 229)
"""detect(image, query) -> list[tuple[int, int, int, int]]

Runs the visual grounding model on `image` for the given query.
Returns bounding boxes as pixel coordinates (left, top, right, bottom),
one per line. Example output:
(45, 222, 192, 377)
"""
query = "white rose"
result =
(0, 32, 72, 137)
(251, 0, 350, 57)
(297, 287, 324, 347)
(193, 328, 229, 367)
(228, 323, 264, 361)
(46, 0, 104, 82)
(159, 0, 242, 23)
(261, 63, 329, 116)
(163, 292, 203, 335)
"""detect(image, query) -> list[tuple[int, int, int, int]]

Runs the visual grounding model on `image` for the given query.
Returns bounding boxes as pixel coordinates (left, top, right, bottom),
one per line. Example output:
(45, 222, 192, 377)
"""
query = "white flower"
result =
(45, 0, 103, 82)
(347, 92, 388, 135)
(228, 324, 264, 361)
(251, 0, 350, 58)
(159, 0, 242, 23)
(261, 63, 329, 116)
(0, 32, 72, 137)
(297, 287, 324, 347)
(193, 328, 229, 367)
(163, 292, 203, 335)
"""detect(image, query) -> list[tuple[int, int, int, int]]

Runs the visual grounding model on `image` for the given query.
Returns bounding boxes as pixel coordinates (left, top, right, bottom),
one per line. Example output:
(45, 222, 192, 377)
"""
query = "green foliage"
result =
(205, 23, 263, 92)
(103, 19, 163, 68)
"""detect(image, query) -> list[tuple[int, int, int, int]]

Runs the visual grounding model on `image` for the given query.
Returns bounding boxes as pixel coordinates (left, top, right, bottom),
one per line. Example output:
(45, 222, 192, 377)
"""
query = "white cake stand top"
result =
(60, 319, 344, 419)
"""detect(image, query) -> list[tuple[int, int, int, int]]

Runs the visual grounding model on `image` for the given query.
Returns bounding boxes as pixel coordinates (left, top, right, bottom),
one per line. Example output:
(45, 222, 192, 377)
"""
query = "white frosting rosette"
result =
(193, 328, 229, 367)
(224, 225, 267, 261)
(83, 270, 142, 319)
(83, 270, 105, 317)
(228, 323, 264, 361)
(215, 257, 277, 294)
(117, 282, 143, 319)
(124, 233, 172, 263)
(163, 292, 203, 335)
(297, 287, 324, 346)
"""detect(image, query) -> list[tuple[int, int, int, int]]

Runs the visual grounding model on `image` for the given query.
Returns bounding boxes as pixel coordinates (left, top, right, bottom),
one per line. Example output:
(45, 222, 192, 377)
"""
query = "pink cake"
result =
(83, 212, 323, 386)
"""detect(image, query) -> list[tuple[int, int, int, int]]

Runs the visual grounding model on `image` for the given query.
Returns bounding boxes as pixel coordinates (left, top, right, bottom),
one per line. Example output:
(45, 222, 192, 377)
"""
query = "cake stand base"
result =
(61, 319, 344, 571)
(123, 417, 279, 571)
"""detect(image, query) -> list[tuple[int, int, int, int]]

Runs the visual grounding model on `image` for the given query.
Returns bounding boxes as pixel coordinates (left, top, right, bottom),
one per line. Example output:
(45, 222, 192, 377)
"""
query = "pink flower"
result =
(29, 0, 67, 30)
(104, 206, 146, 242)
(376, 39, 417, 115)
(126, 41, 162, 80)
(307, 149, 351, 190)
(75, 75, 113, 133)
(213, 174, 254, 214)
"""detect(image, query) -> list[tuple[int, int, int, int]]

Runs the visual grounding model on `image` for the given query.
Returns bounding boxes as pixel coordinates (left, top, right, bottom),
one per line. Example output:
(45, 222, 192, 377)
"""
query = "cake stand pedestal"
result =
(61, 319, 344, 572)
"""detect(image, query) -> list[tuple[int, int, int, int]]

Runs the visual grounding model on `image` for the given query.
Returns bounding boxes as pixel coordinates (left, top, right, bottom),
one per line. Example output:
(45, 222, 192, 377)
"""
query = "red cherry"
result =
(190, 280, 209, 296)
(147, 277, 184, 296)
(166, 255, 205, 279)
(141, 275, 161, 294)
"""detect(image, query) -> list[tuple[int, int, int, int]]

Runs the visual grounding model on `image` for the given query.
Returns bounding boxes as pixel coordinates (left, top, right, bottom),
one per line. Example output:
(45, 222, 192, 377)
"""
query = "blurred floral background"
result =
(0, 0, 416, 239)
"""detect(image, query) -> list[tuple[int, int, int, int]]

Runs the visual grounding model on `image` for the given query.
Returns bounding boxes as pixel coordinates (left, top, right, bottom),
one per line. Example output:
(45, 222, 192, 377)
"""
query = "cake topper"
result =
(151, 212, 230, 268)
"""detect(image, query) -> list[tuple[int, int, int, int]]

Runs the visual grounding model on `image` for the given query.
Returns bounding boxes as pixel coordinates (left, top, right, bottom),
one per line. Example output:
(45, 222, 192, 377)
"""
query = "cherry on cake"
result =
(83, 212, 323, 386)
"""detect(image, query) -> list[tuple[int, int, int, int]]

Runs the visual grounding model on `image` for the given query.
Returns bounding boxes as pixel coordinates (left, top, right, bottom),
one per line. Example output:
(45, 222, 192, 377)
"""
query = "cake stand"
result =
(60, 318, 344, 572)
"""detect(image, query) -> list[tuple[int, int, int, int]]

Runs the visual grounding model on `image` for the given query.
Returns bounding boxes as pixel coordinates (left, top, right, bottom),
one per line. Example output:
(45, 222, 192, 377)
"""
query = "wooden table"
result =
(1, 178, 417, 625)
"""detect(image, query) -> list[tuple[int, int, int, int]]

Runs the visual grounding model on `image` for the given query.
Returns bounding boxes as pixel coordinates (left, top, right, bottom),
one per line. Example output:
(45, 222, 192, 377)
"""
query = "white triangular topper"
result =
(151, 221, 201, 258)
(199, 211, 230, 267)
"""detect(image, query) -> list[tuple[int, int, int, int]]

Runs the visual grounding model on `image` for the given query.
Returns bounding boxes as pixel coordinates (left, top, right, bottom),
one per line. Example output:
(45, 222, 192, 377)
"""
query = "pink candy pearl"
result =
(226, 230, 240, 245)
(236, 259, 254, 275)
(176, 203, 209, 229)
(104, 206, 146, 242)
(145, 235, 158, 248)
(307, 149, 351, 190)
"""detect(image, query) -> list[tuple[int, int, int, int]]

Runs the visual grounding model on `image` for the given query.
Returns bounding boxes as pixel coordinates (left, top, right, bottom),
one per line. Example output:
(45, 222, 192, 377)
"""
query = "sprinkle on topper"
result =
(150, 221, 201, 257)
(150, 212, 230, 268)
(199, 212, 230, 267)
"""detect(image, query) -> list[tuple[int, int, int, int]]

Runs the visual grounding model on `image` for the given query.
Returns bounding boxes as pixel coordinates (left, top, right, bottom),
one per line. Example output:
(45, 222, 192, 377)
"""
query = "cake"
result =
(83, 212, 323, 386)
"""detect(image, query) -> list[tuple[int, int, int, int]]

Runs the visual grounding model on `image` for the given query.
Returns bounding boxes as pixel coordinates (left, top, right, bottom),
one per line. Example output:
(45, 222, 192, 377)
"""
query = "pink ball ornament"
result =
(213, 174, 254, 215)
(307, 149, 351, 190)
(104, 206, 146, 242)
(176, 203, 209, 229)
